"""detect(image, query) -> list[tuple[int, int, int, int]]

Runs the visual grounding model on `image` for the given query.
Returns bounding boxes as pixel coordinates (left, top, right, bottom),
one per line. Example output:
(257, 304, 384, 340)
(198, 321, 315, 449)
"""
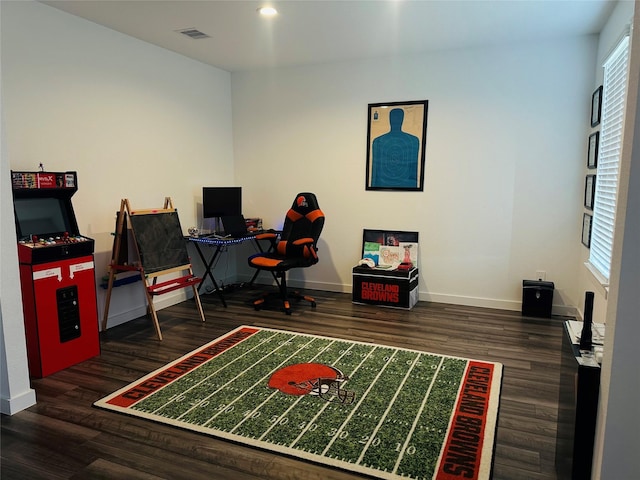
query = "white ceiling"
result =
(41, 0, 619, 72)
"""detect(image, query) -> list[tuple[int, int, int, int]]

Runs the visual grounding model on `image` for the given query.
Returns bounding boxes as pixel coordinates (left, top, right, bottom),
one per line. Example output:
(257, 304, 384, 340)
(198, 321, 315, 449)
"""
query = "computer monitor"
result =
(202, 187, 242, 218)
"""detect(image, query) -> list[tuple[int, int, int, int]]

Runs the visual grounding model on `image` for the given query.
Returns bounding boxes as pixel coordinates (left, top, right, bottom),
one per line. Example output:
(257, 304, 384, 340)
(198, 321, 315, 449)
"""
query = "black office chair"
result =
(248, 193, 324, 315)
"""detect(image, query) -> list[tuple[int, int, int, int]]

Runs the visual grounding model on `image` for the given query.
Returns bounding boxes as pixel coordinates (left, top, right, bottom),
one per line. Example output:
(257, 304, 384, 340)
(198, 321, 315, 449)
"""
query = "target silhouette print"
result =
(367, 101, 427, 191)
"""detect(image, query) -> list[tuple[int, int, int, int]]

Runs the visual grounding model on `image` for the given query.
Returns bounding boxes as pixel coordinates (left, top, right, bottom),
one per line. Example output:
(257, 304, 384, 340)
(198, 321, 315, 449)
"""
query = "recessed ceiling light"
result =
(258, 6, 278, 16)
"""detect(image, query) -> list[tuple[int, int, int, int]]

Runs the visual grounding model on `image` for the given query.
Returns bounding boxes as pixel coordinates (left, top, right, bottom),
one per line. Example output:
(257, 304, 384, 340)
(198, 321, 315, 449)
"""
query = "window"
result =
(588, 35, 630, 283)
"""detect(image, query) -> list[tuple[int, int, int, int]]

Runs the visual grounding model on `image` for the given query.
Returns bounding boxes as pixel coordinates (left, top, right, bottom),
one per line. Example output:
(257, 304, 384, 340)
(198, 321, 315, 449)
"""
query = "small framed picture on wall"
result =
(582, 213, 593, 248)
(591, 85, 603, 127)
(584, 174, 596, 210)
(588, 131, 599, 169)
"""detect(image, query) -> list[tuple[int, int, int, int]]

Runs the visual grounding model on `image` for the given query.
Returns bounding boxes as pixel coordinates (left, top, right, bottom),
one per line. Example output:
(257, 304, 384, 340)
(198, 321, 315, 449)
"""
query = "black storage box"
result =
(352, 266, 418, 309)
(522, 280, 554, 317)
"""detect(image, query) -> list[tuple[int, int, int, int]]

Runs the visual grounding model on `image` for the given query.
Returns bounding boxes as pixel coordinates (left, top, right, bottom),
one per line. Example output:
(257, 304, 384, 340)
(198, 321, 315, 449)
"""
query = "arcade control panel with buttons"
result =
(17, 232, 94, 264)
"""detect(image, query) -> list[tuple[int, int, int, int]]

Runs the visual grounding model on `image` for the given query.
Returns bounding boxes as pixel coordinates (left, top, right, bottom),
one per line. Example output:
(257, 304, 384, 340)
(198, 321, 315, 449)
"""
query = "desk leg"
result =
(192, 242, 227, 308)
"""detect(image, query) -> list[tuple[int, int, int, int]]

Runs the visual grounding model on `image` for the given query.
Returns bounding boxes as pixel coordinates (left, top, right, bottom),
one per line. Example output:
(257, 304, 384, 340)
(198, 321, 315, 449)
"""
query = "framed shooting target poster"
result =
(366, 100, 428, 191)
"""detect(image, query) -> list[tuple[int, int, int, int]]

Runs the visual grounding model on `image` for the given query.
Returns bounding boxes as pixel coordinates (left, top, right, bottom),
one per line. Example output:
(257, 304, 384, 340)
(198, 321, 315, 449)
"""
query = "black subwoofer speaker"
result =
(522, 280, 554, 318)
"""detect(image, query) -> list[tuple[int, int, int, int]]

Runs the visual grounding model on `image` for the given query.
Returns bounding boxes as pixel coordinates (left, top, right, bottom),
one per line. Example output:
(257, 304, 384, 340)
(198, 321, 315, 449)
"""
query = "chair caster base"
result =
(250, 292, 316, 314)
(253, 298, 265, 311)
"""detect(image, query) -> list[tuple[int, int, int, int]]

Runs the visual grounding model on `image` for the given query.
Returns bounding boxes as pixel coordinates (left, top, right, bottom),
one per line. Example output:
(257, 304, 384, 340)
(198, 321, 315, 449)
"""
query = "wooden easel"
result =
(101, 198, 205, 340)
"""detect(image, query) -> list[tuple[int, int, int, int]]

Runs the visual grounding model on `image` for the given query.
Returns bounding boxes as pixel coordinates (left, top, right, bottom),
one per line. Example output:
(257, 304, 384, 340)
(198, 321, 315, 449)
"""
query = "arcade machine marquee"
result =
(12, 170, 100, 378)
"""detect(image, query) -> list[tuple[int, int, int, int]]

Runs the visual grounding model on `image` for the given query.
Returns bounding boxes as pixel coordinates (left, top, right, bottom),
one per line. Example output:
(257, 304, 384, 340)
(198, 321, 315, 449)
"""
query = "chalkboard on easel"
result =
(129, 211, 189, 274)
(102, 198, 205, 340)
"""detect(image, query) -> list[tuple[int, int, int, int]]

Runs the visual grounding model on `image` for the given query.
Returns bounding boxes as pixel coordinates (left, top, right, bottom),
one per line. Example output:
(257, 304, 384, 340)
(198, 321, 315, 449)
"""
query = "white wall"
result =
(1, 1, 235, 330)
(232, 37, 597, 314)
(0, 1, 235, 413)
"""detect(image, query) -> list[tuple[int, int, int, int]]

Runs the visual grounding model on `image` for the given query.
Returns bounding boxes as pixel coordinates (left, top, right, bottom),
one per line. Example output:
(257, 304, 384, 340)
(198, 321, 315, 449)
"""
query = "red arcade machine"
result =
(12, 170, 100, 378)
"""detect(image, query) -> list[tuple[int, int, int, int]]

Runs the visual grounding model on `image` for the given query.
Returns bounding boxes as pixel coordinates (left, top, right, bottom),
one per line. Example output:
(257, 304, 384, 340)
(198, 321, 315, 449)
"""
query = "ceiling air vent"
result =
(177, 28, 210, 40)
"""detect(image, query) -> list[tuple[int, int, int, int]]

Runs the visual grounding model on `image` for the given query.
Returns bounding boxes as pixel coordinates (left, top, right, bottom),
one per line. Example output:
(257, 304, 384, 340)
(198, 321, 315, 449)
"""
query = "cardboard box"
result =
(352, 266, 419, 309)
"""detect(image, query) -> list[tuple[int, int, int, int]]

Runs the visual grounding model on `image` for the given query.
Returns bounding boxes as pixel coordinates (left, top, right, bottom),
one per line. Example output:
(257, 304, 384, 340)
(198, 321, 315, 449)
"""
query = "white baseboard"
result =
(0, 388, 37, 415)
(421, 291, 576, 317)
(552, 304, 578, 317)
(421, 292, 521, 311)
(102, 289, 190, 330)
(239, 275, 577, 317)
(105, 274, 577, 327)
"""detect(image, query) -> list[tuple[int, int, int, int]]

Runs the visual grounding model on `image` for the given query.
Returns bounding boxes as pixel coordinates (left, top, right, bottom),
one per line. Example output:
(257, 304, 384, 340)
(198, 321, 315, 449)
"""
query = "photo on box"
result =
(361, 229, 419, 265)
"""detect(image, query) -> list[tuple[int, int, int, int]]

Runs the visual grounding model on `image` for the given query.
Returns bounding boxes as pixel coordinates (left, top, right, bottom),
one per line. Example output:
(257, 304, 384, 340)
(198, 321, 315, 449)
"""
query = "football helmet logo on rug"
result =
(268, 363, 355, 404)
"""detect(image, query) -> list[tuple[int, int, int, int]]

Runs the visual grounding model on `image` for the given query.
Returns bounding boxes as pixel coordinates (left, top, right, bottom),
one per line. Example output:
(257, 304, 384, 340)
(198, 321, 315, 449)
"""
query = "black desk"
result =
(187, 233, 270, 307)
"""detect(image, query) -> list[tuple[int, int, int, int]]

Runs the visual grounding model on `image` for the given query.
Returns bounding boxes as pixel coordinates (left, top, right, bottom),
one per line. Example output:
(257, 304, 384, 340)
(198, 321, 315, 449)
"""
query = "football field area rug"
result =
(95, 326, 503, 480)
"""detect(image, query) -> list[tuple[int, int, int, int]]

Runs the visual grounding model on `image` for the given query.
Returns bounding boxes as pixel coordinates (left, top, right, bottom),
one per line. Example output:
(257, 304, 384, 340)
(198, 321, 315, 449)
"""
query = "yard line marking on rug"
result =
(101, 326, 261, 408)
(149, 330, 281, 416)
(173, 332, 308, 425)
(199, 336, 320, 427)
(321, 349, 400, 456)
(231, 390, 280, 435)
(288, 344, 380, 448)
(172, 331, 298, 421)
(167, 331, 290, 421)
(356, 351, 421, 466)
(392, 355, 446, 475)
(197, 334, 348, 430)
(232, 338, 347, 436)
(253, 341, 358, 439)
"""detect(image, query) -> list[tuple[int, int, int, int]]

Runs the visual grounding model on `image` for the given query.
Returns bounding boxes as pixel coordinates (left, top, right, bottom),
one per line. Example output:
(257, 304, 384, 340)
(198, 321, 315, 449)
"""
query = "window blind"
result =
(589, 35, 630, 282)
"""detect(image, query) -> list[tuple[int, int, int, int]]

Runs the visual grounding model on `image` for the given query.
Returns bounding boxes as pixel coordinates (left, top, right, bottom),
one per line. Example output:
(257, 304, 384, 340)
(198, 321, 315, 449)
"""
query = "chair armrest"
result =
(292, 237, 315, 246)
(255, 232, 279, 240)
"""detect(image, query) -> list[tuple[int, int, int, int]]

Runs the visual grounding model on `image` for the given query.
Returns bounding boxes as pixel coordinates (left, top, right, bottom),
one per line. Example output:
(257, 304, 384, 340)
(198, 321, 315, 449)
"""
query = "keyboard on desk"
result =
(205, 231, 257, 240)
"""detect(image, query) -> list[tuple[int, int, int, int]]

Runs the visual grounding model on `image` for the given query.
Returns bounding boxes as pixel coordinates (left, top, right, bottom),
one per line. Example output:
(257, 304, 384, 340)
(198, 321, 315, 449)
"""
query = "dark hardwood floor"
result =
(1, 287, 568, 479)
